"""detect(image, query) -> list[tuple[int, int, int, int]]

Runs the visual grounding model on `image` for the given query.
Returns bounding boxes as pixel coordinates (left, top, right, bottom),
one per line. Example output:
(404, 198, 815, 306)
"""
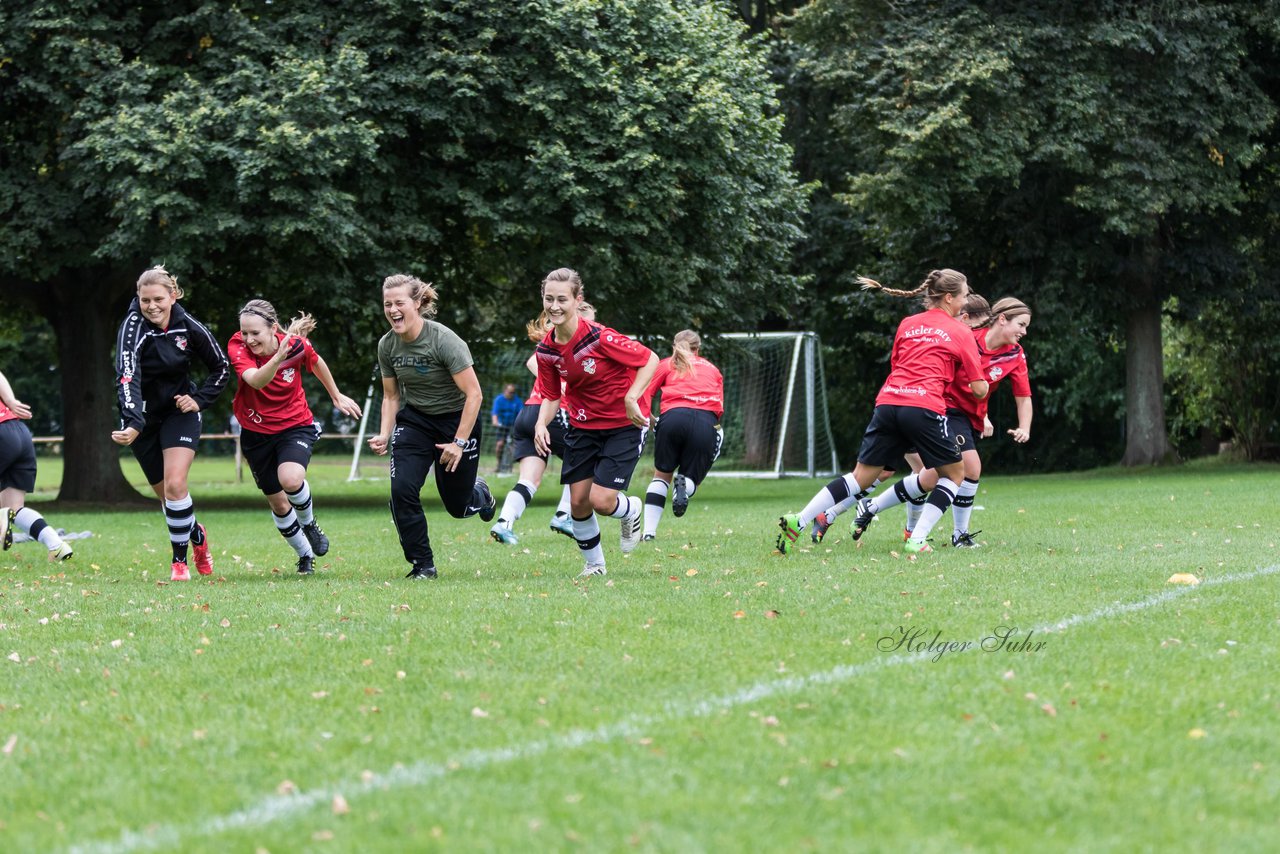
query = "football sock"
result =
(13, 508, 63, 550)
(572, 513, 605, 566)
(799, 473, 858, 526)
(910, 477, 958, 542)
(608, 494, 634, 518)
(272, 508, 313, 557)
(952, 478, 979, 535)
(499, 479, 536, 526)
(165, 495, 194, 563)
(285, 481, 314, 525)
(644, 478, 669, 536)
(555, 486, 572, 518)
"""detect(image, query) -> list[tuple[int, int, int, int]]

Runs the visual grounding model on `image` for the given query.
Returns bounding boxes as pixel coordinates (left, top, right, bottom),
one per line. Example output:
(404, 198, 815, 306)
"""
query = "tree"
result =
(788, 0, 1278, 465)
(0, 0, 807, 500)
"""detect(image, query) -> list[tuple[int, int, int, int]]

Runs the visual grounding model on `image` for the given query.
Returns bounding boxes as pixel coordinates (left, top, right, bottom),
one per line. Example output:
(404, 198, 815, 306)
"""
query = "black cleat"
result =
(406, 564, 438, 580)
(302, 521, 329, 556)
(951, 530, 983, 549)
(850, 498, 877, 541)
(296, 554, 315, 575)
(672, 474, 689, 517)
(475, 477, 496, 522)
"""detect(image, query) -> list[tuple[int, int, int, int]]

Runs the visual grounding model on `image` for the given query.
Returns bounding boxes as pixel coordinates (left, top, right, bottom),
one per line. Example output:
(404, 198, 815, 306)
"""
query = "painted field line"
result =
(68, 563, 1279, 854)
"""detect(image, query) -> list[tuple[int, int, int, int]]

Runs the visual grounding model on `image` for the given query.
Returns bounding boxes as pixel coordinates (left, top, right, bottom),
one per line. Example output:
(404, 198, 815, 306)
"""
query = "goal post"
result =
(348, 330, 840, 481)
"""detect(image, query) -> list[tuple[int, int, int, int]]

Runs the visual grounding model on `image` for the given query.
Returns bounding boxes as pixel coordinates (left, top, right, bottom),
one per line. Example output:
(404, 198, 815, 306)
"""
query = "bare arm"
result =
(0, 370, 31, 419)
(311, 354, 362, 419)
(1008, 396, 1033, 443)
(367, 377, 400, 456)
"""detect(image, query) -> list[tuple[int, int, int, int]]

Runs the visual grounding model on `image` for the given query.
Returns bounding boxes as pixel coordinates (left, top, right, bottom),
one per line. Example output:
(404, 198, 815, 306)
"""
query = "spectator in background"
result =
(490, 383, 522, 473)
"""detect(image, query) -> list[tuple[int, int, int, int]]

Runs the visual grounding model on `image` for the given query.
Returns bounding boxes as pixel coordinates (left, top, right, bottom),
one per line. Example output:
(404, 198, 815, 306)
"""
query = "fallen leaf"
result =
(219, 618, 231, 628)
(1041, 703, 1057, 717)
(471, 707, 489, 718)
(277, 779, 297, 795)
(685, 568, 698, 577)
(733, 611, 746, 619)
(2, 734, 16, 754)
(332, 794, 350, 815)
(1188, 728, 1207, 739)
(764, 610, 780, 619)
(1167, 573, 1200, 585)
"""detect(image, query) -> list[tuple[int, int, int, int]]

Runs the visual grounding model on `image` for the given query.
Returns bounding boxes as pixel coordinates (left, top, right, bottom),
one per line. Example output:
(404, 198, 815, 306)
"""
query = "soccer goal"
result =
(347, 331, 839, 480)
(704, 332, 839, 478)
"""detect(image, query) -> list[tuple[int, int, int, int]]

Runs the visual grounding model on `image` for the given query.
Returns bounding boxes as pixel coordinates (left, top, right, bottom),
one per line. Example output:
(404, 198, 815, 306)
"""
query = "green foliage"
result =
(784, 0, 1280, 467)
(1, 0, 807, 368)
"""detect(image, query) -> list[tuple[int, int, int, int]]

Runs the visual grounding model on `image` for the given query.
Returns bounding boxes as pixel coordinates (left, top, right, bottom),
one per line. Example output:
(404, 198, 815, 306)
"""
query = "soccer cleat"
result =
(302, 521, 330, 556)
(49, 542, 74, 562)
(619, 497, 642, 554)
(191, 523, 214, 576)
(170, 560, 191, 582)
(811, 510, 834, 544)
(475, 477, 497, 522)
(296, 554, 315, 575)
(406, 564, 438, 580)
(641, 534, 656, 542)
(549, 513, 575, 538)
(904, 538, 933, 554)
(951, 530, 983, 549)
(578, 562, 608, 577)
(671, 474, 689, 517)
(0, 508, 12, 550)
(903, 529, 913, 542)
(776, 513, 803, 554)
(850, 499, 877, 541)
(490, 523, 519, 545)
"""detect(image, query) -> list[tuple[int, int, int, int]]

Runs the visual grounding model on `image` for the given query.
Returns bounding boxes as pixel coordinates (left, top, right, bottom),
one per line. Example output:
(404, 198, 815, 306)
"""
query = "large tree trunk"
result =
(44, 273, 149, 504)
(1120, 297, 1177, 466)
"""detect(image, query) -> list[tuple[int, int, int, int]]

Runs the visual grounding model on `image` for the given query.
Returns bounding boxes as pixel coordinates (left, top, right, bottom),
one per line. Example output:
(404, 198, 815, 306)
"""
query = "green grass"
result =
(2, 457, 1278, 852)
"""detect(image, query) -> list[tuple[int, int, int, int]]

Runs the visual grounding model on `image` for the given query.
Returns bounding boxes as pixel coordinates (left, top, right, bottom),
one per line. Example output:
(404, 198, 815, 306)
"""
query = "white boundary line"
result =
(68, 563, 1279, 854)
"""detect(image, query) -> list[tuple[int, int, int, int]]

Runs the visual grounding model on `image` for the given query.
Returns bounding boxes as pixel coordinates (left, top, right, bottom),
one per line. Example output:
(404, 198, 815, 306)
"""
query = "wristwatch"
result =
(452, 437, 467, 448)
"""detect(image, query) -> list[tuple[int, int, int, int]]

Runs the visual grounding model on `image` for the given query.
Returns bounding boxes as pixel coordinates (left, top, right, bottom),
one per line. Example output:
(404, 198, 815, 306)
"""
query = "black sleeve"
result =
(185, 315, 231, 411)
(114, 313, 147, 431)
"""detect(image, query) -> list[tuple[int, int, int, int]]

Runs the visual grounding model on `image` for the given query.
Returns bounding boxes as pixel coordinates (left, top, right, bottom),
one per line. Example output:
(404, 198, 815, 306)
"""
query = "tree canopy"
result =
(0, 0, 807, 500)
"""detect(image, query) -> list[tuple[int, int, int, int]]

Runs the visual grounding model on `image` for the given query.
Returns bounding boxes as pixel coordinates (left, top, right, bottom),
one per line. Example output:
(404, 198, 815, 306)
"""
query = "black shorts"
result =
(130, 410, 203, 486)
(561, 424, 644, 490)
(239, 423, 319, 495)
(856, 405, 962, 471)
(652, 408, 723, 484)
(510, 403, 569, 462)
(946, 409, 979, 453)
(0, 420, 38, 493)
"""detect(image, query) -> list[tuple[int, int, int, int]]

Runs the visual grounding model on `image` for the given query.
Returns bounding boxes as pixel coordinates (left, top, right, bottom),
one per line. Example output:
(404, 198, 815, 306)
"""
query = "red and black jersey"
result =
(534, 319, 654, 429)
(228, 332, 320, 433)
(646, 355, 724, 419)
(874, 308, 984, 415)
(944, 328, 1032, 430)
(0, 401, 18, 425)
(114, 298, 230, 431)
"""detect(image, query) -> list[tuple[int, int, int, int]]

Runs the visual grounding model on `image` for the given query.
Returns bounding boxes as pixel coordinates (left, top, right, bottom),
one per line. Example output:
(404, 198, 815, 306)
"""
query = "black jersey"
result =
(114, 298, 230, 431)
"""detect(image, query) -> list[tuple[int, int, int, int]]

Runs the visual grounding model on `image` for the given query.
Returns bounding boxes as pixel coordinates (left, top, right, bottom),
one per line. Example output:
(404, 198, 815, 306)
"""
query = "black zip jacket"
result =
(114, 298, 230, 431)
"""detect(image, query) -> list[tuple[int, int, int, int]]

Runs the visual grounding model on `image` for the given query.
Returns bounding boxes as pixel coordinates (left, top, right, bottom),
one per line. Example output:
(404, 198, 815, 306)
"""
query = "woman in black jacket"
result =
(112, 266, 230, 581)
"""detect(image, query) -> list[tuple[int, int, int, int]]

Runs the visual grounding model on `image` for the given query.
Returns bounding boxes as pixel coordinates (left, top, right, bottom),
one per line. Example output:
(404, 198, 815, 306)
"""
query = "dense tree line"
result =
(3, 1, 1278, 502)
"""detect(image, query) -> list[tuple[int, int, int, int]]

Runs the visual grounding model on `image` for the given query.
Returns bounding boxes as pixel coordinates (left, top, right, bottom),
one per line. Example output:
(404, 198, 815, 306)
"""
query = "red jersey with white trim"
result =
(874, 308, 984, 415)
(535, 319, 654, 429)
(646, 356, 724, 418)
(945, 328, 1033, 430)
(228, 332, 320, 433)
(0, 402, 18, 424)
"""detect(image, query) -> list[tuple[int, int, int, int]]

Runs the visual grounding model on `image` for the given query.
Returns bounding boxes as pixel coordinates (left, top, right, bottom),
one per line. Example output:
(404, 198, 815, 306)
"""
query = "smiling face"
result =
(992, 312, 1031, 347)
(542, 280, 581, 339)
(137, 283, 176, 329)
(239, 312, 279, 356)
(383, 284, 424, 339)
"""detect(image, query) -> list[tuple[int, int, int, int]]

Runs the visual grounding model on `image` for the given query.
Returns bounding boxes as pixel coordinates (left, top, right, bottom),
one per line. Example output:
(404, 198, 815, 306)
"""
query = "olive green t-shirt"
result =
(377, 321, 473, 414)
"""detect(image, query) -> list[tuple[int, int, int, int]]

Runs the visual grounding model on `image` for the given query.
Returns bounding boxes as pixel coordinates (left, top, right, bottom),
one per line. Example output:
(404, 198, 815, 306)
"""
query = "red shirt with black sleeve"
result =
(228, 332, 320, 433)
(534, 319, 654, 430)
(874, 308, 984, 416)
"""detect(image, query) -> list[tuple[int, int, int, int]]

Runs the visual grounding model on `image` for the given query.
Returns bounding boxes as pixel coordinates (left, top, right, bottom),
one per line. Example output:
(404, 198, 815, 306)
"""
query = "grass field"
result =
(2, 456, 1278, 852)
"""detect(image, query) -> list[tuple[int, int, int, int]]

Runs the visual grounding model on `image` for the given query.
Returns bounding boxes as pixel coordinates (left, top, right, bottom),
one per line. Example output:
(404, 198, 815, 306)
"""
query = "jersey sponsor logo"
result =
(281, 368, 296, 384)
(885, 384, 927, 396)
(174, 335, 188, 351)
(582, 358, 597, 375)
(903, 325, 951, 342)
